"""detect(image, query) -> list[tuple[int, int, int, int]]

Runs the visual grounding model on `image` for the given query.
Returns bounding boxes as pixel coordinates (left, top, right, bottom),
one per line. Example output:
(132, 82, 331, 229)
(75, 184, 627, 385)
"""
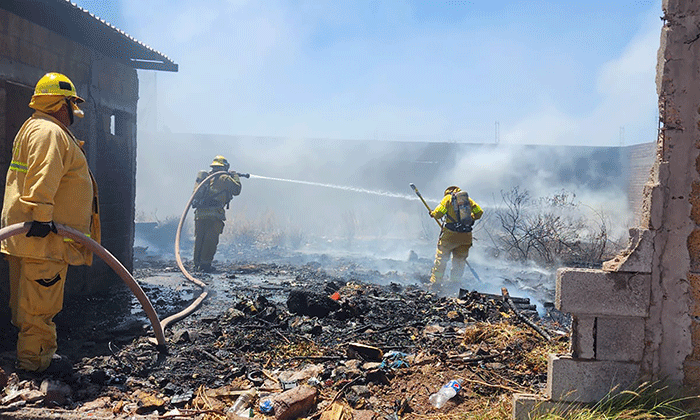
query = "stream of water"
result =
(249, 174, 439, 202)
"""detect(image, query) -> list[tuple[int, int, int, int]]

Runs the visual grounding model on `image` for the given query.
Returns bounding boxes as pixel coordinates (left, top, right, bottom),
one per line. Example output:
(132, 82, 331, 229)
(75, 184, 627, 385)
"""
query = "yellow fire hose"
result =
(168, 173, 213, 330)
(0, 221, 167, 352)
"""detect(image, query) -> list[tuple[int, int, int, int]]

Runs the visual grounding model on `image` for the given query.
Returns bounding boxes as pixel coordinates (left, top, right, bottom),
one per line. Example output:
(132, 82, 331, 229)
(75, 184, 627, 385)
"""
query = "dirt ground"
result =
(0, 247, 570, 419)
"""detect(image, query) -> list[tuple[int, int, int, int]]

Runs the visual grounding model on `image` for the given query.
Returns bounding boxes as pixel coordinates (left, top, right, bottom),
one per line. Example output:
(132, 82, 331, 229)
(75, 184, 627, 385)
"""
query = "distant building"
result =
(0, 1, 177, 309)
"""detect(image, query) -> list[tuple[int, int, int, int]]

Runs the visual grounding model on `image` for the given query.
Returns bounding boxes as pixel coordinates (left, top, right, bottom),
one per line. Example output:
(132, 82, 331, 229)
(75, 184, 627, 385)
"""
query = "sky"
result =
(72, 0, 663, 147)
(61, 0, 662, 295)
(64, 0, 662, 270)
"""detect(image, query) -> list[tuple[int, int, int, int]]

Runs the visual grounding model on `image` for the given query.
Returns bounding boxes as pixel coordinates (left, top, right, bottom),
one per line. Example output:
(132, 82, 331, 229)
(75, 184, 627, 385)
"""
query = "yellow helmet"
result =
(210, 155, 230, 170)
(444, 186, 461, 196)
(34, 73, 84, 103)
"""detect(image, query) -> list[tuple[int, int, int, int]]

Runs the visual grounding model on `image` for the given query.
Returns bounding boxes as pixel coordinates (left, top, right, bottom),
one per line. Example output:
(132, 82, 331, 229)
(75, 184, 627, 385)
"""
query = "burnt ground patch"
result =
(0, 254, 569, 419)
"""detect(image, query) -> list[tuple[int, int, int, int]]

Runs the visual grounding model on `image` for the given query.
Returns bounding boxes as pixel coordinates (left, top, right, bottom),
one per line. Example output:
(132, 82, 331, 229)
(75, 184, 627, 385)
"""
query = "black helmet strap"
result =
(65, 98, 74, 125)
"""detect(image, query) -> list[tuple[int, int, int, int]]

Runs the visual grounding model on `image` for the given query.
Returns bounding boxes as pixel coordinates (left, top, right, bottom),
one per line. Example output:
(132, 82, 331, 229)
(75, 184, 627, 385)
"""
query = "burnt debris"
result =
(0, 257, 569, 419)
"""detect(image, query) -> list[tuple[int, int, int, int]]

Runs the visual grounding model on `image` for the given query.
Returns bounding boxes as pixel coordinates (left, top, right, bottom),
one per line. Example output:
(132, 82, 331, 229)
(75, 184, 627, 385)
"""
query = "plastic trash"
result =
(428, 379, 462, 409)
(259, 398, 274, 414)
(227, 389, 256, 416)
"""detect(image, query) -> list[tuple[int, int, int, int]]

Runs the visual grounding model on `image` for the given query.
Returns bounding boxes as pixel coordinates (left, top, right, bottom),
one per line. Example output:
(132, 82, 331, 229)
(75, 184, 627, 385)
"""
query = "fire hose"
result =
(170, 171, 250, 331)
(0, 222, 167, 352)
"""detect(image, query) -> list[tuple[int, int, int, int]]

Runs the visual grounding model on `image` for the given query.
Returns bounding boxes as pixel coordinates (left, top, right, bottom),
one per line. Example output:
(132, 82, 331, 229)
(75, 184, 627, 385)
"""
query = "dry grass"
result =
(222, 209, 306, 250)
(531, 382, 700, 419)
(463, 321, 568, 376)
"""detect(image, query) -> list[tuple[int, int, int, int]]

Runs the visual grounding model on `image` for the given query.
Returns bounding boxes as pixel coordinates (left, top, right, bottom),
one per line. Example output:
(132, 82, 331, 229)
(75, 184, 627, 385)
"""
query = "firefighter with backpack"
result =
(429, 186, 483, 285)
(191, 156, 242, 272)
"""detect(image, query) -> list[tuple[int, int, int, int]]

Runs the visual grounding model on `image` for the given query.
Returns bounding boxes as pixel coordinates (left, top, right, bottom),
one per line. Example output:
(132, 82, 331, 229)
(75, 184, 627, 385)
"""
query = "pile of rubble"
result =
(0, 258, 569, 419)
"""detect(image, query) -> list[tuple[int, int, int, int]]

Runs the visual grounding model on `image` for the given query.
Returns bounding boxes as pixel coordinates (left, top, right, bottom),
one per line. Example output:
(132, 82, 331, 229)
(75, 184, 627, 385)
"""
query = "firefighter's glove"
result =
(26, 221, 57, 238)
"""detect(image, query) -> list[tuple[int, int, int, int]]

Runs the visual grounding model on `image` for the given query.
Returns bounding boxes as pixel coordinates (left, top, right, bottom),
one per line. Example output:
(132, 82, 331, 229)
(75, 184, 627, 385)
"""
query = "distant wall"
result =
(136, 133, 654, 242)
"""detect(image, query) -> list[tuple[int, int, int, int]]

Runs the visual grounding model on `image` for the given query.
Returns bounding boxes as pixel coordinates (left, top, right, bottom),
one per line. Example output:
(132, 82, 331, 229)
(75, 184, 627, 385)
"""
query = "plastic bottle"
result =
(429, 379, 462, 409)
(259, 397, 274, 414)
(227, 389, 256, 416)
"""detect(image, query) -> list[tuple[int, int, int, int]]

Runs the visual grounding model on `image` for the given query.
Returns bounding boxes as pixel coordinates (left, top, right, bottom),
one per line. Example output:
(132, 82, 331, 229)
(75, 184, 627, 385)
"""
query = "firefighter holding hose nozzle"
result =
(429, 186, 483, 287)
(191, 156, 242, 272)
(1, 73, 100, 376)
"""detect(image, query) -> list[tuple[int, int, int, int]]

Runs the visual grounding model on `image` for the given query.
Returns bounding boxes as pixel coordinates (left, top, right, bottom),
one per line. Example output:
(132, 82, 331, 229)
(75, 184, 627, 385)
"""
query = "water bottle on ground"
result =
(429, 379, 463, 409)
(227, 389, 256, 416)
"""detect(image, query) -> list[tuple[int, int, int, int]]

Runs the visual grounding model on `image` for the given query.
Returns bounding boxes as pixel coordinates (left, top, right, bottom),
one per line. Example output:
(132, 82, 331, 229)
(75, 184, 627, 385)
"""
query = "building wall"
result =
(0, 8, 138, 304)
(514, 2, 700, 416)
(625, 142, 657, 225)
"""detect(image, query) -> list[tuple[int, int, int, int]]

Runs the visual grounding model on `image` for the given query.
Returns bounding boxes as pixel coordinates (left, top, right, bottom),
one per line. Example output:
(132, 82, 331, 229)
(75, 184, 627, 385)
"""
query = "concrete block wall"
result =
(515, 0, 700, 417)
(513, 230, 659, 417)
(625, 143, 657, 226)
(547, 267, 650, 402)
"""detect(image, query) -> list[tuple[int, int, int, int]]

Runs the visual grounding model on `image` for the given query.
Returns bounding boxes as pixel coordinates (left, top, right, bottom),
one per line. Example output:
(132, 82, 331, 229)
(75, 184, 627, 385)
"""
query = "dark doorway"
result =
(0, 80, 33, 351)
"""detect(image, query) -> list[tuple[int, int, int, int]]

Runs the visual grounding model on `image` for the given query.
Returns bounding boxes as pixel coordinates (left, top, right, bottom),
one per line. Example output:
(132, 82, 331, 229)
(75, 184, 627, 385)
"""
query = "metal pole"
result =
(409, 183, 442, 228)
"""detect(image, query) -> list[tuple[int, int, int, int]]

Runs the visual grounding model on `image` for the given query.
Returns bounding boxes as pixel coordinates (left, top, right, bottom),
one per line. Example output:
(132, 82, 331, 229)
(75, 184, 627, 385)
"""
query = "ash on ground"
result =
(0, 246, 570, 419)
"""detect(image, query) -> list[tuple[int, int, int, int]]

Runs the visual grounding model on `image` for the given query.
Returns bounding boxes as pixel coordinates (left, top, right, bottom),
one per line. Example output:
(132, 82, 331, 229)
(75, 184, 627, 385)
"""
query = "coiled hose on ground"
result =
(0, 221, 167, 352)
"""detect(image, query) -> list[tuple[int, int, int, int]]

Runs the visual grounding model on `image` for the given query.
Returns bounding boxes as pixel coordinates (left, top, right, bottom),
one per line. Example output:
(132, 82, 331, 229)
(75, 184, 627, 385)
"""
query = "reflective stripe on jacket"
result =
(1, 111, 100, 265)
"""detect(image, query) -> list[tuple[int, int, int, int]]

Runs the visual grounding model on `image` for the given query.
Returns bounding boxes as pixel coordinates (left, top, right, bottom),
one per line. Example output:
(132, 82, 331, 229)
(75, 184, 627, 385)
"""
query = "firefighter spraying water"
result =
(190, 156, 247, 273)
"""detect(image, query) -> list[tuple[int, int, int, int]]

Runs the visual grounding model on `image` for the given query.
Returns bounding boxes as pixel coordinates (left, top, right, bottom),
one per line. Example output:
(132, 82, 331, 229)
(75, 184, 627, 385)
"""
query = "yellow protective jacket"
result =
(193, 170, 242, 221)
(1, 111, 100, 265)
(431, 188, 483, 226)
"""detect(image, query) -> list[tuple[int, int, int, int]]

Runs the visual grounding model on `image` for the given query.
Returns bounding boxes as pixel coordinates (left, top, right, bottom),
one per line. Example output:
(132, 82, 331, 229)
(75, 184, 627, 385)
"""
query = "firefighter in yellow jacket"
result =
(429, 186, 483, 285)
(1, 73, 100, 373)
(192, 156, 241, 272)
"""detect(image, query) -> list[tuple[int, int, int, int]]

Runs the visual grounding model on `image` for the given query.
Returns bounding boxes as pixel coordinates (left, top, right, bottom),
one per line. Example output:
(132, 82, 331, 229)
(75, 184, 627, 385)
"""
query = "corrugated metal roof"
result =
(1, 0, 178, 72)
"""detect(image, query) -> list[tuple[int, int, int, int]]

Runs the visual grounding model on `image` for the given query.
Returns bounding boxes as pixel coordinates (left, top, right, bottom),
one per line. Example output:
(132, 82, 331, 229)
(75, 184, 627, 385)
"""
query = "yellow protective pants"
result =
(6, 255, 68, 372)
(193, 218, 225, 269)
(429, 229, 472, 284)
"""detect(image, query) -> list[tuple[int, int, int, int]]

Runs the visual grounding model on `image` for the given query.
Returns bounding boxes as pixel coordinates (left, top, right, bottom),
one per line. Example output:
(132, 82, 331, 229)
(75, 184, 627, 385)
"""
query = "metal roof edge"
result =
(1, 0, 178, 72)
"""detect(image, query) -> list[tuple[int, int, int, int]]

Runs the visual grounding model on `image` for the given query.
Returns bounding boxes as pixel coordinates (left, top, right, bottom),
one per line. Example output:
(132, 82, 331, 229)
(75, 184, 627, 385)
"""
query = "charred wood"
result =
(501, 287, 551, 342)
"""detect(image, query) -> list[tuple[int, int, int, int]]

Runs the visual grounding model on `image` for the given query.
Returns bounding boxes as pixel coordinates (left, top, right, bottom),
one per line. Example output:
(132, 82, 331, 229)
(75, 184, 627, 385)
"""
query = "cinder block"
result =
(602, 228, 653, 273)
(647, 164, 668, 230)
(7, 12, 29, 37)
(664, 0, 699, 16)
(596, 317, 645, 362)
(41, 51, 59, 74)
(17, 38, 41, 68)
(571, 316, 595, 359)
(556, 268, 650, 317)
(512, 393, 585, 420)
(683, 360, 700, 387)
(0, 33, 19, 61)
(546, 354, 640, 403)
(0, 10, 9, 35)
(26, 21, 52, 51)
